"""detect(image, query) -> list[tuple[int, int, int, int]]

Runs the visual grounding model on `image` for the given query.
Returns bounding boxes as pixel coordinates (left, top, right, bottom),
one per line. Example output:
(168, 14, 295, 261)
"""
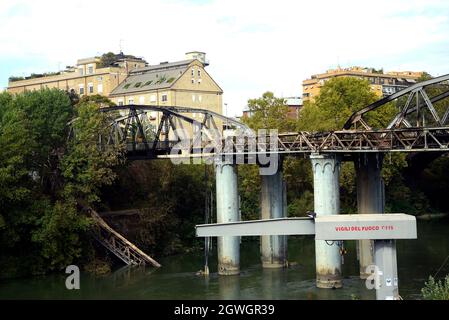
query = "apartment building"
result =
(303, 67, 423, 101)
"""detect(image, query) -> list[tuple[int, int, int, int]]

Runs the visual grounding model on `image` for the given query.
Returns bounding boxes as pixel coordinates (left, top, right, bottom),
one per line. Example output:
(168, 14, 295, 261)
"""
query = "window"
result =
(198, 69, 201, 77)
(128, 98, 134, 104)
(191, 68, 194, 76)
(123, 83, 132, 89)
(150, 95, 156, 102)
(192, 94, 196, 102)
(79, 85, 84, 95)
(97, 83, 103, 94)
(144, 80, 153, 86)
(87, 65, 94, 74)
(198, 78, 202, 84)
(135, 82, 142, 88)
(118, 99, 124, 106)
(88, 83, 94, 94)
(139, 96, 145, 104)
(161, 94, 168, 102)
(191, 78, 195, 84)
(79, 68, 84, 76)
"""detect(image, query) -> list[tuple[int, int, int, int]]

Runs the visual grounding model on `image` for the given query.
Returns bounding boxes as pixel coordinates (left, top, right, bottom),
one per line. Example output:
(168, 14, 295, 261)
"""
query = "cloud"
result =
(1, 0, 449, 116)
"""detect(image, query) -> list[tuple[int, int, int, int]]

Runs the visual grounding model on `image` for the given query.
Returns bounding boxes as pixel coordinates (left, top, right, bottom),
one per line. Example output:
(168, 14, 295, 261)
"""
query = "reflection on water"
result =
(1, 220, 448, 300)
(219, 276, 240, 300)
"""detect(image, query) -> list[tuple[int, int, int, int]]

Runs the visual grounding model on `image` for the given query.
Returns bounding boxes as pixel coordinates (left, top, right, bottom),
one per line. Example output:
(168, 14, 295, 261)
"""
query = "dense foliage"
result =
(422, 275, 449, 300)
(100, 161, 210, 256)
(0, 90, 123, 278)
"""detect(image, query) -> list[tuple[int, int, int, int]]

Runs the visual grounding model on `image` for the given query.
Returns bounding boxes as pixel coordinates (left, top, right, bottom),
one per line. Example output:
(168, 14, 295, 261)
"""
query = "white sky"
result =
(1, 0, 449, 116)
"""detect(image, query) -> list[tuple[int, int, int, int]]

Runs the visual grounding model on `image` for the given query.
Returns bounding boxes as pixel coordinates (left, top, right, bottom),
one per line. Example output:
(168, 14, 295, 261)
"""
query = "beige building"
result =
(7, 53, 147, 97)
(109, 52, 223, 128)
(303, 67, 423, 101)
(7, 51, 224, 133)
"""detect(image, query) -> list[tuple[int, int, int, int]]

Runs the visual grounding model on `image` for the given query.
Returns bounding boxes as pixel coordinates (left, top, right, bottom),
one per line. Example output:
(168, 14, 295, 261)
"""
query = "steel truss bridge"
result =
(72, 73, 449, 158)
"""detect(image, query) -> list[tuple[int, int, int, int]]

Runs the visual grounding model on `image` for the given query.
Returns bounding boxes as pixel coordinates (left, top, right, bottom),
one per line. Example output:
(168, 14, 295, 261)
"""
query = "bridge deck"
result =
(123, 126, 449, 160)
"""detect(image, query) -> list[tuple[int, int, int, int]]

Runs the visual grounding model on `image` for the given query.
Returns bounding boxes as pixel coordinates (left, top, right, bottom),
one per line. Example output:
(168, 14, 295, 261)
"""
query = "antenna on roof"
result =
(119, 39, 124, 54)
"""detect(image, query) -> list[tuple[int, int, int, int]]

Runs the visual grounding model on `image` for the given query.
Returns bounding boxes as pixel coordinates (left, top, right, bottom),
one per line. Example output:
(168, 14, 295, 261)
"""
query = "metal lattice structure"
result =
(210, 127, 449, 157)
(213, 74, 449, 156)
(344, 74, 449, 130)
(98, 105, 250, 159)
(75, 74, 449, 158)
(89, 208, 161, 267)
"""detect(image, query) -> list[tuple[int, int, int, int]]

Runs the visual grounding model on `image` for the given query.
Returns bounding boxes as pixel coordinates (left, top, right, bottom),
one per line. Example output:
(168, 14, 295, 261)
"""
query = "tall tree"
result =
(244, 91, 296, 132)
(0, 90, 125, 277)
(298, 77, 378, 131)
(61, 96, 124, 204)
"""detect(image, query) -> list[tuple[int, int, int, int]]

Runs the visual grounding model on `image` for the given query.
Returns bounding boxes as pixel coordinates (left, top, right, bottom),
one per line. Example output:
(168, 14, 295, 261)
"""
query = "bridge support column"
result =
(374, 240, 399, 300)
(355, 153, 384, 279)
(310, 153, 342, 289)
(260, 165, 287, 268)
(215, 158, 240, 275)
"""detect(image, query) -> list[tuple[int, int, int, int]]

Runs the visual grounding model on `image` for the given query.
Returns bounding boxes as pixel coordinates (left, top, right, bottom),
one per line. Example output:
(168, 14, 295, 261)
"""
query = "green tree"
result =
(78, 94, 116, 107)
(0, 90, 125, 277)
(244, 91, 296, 132)
(0, 95, 35, 257)
(61, 97, 124, 204)
(9, 89, 73, 195)
(98, 52, 118, 68)
(298, 77, 378, 131)
(31, 199, 92, 271)
(0, 90, 79, 276)
(283, 157, 313, 216)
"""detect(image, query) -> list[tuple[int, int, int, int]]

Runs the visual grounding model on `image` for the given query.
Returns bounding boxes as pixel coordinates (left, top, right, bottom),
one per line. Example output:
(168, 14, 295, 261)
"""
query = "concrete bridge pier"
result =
(215, 158, 240, 275)
(355, 153, 385, 279)
(374, 240, 399, 300)
(310, 153, 342, 289)
(260, 165, 288, 268)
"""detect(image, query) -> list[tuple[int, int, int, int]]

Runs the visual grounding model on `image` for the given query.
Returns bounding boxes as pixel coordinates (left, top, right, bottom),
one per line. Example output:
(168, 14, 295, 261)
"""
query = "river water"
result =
(1, 220, 448, 300)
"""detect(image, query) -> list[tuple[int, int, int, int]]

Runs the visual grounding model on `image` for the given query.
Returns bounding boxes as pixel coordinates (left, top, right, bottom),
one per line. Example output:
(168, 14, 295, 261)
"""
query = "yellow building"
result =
(109, 52, 223, 127)
(7, 51, 224, 133)
(303, 67, 423, 101)
(7, 53, 147, 97)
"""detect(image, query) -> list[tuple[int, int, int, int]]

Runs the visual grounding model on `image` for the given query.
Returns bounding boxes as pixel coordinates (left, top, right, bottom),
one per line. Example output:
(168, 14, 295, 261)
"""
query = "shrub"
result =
(422, 275, 449, 300)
